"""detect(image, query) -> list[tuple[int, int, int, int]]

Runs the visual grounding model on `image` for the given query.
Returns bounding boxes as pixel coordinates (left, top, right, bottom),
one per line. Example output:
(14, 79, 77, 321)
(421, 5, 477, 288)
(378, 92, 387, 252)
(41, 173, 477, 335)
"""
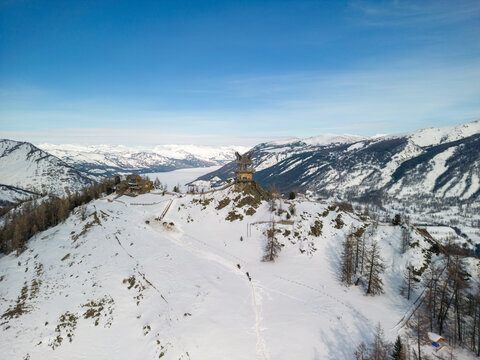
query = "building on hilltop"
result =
(234, 151, 255, 182)
(116, 173, 152, 195)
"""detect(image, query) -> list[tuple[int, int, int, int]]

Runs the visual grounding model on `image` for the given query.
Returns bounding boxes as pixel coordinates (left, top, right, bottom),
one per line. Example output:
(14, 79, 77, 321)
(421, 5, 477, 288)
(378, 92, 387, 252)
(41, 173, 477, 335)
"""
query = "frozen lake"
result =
(144, 165, 221, 191)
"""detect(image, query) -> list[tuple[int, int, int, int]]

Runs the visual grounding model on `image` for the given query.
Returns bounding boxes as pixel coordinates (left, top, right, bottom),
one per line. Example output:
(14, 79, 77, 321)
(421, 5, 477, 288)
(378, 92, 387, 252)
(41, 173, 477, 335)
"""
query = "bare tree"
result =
(365, 240, 385, 295)
(263, 223, 281, 262)
(269, 184, 280, 213)
(353, 323, 391, 360)
(341, 237, 355, 285)
(401, 227, 410, 253)
(402, 263, 418, 301)
(371, 323, 391, 360)
(410, 309, 428, 360)
(354, 342, 369, 360)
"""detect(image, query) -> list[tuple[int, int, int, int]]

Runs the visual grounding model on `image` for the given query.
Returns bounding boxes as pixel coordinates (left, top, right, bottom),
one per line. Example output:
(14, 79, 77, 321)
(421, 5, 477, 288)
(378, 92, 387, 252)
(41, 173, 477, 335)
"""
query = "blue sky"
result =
(0, 0, 479, 145)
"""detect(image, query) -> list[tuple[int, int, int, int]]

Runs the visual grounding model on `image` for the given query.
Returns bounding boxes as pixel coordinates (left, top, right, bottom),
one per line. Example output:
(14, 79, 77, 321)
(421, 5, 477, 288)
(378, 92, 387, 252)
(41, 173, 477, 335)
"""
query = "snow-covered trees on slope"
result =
(0, 178, 119, 254)
(365, 241, 385, 295)
(402, 246, 480, 356)
(354, 323, 392, 360)
(401, 264, 418, 301)
(340, 224, 385, 296)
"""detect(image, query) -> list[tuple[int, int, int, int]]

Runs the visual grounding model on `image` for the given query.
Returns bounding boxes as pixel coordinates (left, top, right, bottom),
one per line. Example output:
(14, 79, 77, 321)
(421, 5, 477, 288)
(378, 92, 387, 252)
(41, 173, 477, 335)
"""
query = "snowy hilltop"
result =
(1, 183, 479, 359)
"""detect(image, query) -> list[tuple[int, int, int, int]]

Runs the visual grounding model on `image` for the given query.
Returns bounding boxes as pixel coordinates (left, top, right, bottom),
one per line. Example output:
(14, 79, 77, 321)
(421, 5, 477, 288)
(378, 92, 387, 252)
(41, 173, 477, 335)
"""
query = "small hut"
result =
(427, 332, 446, 350)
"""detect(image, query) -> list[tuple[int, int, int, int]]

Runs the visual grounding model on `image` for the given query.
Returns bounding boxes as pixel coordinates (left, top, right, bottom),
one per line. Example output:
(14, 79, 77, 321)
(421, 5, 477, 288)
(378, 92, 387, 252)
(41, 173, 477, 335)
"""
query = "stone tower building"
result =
(234, 151, 255, 182)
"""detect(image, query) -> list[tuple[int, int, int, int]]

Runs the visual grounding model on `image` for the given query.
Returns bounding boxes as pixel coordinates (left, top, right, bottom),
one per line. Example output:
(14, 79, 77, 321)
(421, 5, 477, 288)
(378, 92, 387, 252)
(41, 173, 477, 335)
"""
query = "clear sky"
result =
(0, 0, 479, 145)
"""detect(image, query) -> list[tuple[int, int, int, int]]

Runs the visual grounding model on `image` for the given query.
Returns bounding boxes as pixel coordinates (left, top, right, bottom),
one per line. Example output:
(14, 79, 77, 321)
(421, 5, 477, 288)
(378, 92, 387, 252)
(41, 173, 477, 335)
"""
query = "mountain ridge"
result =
(0, 139, 93, 201)
(193, 121, 480, 204)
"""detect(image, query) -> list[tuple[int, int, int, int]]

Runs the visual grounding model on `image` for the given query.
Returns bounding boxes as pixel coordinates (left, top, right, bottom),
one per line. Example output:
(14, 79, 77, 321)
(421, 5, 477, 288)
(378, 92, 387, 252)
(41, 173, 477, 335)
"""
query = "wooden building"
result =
(116, 173, 152, 194)
(427, 332, 446, 350)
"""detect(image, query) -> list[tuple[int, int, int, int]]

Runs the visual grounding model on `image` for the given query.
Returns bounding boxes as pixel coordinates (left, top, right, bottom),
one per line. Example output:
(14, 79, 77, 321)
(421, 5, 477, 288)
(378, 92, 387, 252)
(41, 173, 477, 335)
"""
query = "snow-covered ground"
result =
(144, 166, 221, 192)
(1, 186, 478, 359)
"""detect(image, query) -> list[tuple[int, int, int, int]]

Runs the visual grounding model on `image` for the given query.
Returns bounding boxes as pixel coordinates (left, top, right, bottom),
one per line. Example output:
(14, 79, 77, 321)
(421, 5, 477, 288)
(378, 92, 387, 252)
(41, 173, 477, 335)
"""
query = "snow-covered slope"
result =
(1, 187, 477, 359)
(0, 184, 38, 207)
(0, 139, 93, 198)
(195, 121, 480, 203)
(266, 133, 369, 147)
(38, 143, 251, 178)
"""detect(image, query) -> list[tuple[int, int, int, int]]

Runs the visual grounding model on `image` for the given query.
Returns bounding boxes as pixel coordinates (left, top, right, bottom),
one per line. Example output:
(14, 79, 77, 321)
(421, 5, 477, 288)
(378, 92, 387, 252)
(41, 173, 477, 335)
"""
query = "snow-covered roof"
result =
(428, 332, 444, 343)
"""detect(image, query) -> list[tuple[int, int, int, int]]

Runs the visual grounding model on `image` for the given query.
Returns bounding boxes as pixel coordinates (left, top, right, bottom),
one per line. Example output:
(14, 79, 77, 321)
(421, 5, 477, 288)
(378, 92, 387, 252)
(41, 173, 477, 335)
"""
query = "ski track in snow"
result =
(142, 195, 269, 359)
(145, 195, 369, 359)
(150, 219, 269, 359)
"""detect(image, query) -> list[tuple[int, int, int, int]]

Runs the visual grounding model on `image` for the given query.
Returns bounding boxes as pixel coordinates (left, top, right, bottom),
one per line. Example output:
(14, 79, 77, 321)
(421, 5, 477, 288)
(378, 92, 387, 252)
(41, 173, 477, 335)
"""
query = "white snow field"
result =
(144, 166, 221, 192)
(0, 187, 478, 359)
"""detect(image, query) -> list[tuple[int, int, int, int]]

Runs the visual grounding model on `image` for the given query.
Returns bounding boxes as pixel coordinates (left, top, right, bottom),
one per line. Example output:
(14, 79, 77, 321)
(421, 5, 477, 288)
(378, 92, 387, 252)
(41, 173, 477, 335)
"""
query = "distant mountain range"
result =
(2, 121, 479, 210)
(37, 143, 250, 179)
(194, 121, 480, 205)
(0, 140, 249, 207)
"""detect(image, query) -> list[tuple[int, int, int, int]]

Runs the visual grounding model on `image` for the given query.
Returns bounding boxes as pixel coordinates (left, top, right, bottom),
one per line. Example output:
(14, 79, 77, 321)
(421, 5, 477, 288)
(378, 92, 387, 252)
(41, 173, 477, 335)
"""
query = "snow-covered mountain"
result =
(195, 121, 480, 204)
(0, 184, 38, 208)
(38, 143, 250, 178)
(1, 186, 477, 359)
(0, 140, 93, 201)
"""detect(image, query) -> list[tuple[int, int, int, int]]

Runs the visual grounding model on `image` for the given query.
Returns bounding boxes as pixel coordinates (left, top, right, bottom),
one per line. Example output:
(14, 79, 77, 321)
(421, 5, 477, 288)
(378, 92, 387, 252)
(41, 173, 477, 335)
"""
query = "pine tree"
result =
(391, 336, 403, 360)
(365, 240, 385, 295)
(392, 214, 402, 226)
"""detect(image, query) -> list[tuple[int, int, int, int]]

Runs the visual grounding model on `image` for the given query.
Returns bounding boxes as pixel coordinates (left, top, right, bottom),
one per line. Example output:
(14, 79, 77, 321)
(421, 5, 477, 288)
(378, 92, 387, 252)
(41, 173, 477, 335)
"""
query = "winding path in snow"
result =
(149, 220, 269, 360)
